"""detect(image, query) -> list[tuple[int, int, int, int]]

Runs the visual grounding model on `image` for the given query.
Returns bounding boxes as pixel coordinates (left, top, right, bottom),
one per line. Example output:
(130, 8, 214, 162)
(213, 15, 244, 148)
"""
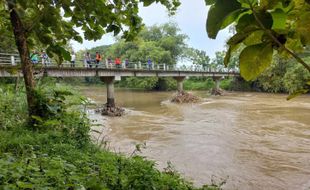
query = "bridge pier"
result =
(100, 76, 115, 108)
(212, 76, 223, 95)
(173, 76, 185, 93)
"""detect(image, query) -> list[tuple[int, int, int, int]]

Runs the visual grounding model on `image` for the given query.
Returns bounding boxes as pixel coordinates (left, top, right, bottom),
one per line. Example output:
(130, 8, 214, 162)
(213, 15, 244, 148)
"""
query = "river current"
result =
(81, 86, 310, 190)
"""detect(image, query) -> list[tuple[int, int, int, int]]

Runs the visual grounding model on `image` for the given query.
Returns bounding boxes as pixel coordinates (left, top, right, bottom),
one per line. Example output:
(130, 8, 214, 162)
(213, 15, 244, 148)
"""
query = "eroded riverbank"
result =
(81, 86, 310, 190)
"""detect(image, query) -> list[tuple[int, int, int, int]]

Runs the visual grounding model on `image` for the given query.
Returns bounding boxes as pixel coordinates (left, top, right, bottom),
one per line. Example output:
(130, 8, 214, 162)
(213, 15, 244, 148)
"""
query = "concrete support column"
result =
(101, 77, 115, 108)
(215, 78, 220, 90)
(212, 76, 222, 95)
(173, 76, 185, 93)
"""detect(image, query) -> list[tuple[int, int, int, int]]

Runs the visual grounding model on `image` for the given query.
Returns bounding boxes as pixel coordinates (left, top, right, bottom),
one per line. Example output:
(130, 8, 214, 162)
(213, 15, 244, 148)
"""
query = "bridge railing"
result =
(0, 53, 240, 73)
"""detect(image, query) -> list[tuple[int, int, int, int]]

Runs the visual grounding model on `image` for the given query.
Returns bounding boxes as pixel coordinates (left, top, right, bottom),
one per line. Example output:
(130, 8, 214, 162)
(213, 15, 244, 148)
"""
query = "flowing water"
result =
(81, 86, 310, 190)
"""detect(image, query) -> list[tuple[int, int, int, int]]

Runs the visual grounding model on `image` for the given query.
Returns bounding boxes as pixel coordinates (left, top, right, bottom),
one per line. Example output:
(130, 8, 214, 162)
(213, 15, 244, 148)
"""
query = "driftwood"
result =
(211, 88, 224, 96)
(95, 104, 125, 117)
(171, 91, 200, 103)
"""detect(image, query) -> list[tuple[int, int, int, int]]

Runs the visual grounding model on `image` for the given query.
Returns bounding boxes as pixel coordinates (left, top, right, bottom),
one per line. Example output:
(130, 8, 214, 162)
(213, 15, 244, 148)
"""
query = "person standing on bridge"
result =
(106, 57, 111, 68)
(95, 52, 102, 68)
(115, 57, 121, 69)
(147, 58, 152, 70)
(125, 58, 129, 68)
(40, 50, 49, 66)
(70, 52, 76, 67)
(30, 51, 39, 64)
(85, 52, 91, 68)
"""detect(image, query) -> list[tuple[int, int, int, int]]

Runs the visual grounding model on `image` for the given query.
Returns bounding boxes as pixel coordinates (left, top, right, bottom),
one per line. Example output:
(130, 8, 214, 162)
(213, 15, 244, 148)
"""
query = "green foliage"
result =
(206, 0, 310, 82)
(121, 77, 159, 90)
(222, 77, 254, 91)
(184, 77, 214, 90)
(0, 85, 27, 130)
(156, 78, 177, 91)
(219, 78, 233, 90)
(184, 48, 211, 69)
(257, 56, 310, 93)
(283, 63, 310, 93)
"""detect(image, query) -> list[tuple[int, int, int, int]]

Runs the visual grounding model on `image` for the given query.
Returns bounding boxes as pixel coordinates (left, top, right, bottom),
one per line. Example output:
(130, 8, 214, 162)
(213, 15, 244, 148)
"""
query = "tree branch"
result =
(246, 0, 310, 72)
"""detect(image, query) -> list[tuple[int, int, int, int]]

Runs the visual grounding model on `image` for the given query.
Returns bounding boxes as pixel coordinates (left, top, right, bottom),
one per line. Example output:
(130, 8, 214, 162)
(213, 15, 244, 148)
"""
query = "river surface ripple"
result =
(81, 87, 310, 190)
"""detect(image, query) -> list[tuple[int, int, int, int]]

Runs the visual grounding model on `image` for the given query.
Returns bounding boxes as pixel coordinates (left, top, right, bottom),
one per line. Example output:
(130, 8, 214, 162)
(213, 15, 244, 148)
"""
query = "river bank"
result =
(81, 86, 310, 190)
(0, 82, 218, 190)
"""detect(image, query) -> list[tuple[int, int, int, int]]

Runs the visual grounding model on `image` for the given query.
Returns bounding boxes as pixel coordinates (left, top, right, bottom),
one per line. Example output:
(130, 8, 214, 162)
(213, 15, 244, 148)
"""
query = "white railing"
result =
(0, 53, 240, 73)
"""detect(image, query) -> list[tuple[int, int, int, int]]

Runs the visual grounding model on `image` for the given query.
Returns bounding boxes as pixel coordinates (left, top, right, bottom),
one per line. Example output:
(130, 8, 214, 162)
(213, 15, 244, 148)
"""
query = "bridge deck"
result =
(0, 66, 239, 78)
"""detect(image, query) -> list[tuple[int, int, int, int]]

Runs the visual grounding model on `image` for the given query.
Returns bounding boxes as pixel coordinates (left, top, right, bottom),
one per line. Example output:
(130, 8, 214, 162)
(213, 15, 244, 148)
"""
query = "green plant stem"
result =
(247, 0, 310, 72)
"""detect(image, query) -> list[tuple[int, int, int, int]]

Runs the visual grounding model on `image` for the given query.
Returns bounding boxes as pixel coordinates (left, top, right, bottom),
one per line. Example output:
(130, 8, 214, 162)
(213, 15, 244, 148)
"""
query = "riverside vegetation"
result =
(0, 78, 220, 190)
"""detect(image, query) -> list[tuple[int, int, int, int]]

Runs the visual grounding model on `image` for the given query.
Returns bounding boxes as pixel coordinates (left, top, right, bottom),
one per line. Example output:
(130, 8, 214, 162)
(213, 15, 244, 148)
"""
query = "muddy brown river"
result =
(80, 86, 310, 190)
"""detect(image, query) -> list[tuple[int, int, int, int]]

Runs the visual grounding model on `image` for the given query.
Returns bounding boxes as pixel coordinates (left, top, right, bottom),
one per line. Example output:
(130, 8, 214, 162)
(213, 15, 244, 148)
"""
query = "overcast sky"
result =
(71, 0, 231, 58)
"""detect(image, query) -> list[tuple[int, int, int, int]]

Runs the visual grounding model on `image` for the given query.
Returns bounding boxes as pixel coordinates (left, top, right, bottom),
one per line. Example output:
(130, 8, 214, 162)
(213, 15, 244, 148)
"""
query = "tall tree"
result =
(0, 0, 180, 120)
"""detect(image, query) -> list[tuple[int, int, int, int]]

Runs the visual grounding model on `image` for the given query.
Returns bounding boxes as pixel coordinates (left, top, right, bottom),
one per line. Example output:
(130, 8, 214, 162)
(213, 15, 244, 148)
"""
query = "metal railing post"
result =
(11, 56, 15, 65)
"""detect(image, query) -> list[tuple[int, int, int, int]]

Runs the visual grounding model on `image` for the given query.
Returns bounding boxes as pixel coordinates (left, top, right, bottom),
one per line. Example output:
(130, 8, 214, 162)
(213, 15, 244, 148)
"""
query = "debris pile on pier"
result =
(171, 91, 200, 103)
(211, 88, 224, 96)
(96, 104, 125, 117)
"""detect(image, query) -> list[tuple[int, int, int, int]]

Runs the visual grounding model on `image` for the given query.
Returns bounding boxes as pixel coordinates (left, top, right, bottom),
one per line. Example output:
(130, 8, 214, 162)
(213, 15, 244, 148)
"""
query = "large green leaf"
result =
(227, 28, 259, 46)
(271, 8, 287, 30)
(236, 12, 273, 33)
(239, 43, 273, 81)
(243, 30, 264, 46)
(206, 0, 242, 39)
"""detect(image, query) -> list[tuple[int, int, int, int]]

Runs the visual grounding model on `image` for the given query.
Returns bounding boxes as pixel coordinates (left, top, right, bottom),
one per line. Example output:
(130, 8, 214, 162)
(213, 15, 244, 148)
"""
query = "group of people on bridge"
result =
(30, 50, 50, 65)
(80, 52, 126, 68)
(79, 52, 153, 69)
(30, 50, 153, 69)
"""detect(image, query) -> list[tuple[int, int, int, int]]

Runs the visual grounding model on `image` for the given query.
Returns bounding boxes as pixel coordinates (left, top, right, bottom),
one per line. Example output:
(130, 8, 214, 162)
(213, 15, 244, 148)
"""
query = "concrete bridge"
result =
(0, 53, 240, 108)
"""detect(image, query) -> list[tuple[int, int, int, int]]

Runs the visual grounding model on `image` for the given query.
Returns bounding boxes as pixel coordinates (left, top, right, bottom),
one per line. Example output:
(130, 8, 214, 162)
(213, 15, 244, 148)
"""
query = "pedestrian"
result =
(125, 58, 129, 68)
(71, 52, 76, 67)
(95, 52, 102, 68)
(30, 51, 39, 64)
(147, 58, 152, 70)
(84, 52, 91, 68)
(106, 57, 111, 68)
(115, 57, 121, 69)
(40, 50, 49, 66)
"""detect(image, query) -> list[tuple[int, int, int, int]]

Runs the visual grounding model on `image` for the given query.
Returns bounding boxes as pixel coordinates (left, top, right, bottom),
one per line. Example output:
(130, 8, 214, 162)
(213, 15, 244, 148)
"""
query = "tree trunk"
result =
(7, 2, 37, 118)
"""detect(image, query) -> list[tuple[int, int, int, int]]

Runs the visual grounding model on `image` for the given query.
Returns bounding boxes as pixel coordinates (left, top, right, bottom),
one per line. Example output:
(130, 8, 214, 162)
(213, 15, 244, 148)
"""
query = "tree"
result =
(0, 0, 180, 121)
(83, 22, 187, 65)
(205, 0, 310, 87)
(184, 48, 211, 69)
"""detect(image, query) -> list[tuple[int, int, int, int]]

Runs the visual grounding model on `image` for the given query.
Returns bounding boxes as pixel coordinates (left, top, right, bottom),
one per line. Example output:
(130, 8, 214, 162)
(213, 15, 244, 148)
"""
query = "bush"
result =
(219, 78, 233, 90)
(155, 77, 177, 91)
(184, 77, 214, 90)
